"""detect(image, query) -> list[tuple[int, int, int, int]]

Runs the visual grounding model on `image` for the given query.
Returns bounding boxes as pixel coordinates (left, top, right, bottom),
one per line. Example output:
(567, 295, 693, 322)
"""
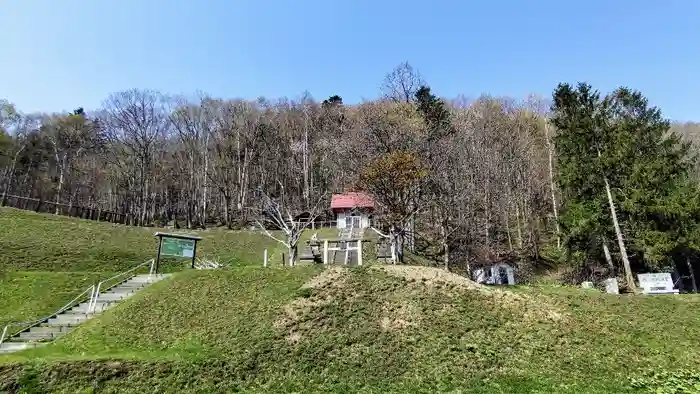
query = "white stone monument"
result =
(581, 281, 595, 289)
(604, 278, 619, 294)
(637, 273, 679, 294)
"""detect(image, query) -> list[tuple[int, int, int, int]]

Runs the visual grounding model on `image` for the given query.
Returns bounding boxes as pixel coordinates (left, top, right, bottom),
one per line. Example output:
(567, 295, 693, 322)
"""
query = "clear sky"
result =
(1, 0, 699, 120)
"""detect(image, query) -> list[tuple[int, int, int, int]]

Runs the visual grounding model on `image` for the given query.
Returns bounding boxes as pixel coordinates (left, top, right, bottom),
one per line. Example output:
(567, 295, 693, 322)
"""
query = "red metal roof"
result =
(330, 192, 375, 210)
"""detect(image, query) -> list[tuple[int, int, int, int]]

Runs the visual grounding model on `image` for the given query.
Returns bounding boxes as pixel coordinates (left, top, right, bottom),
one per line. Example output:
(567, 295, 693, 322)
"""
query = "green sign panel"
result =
(161, 237, 196, 258)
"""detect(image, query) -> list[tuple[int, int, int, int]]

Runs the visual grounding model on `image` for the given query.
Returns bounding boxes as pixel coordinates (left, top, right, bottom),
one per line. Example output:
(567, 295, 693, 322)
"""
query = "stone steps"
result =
(0, 341, 40, 353)
(0, 273, 170, 354)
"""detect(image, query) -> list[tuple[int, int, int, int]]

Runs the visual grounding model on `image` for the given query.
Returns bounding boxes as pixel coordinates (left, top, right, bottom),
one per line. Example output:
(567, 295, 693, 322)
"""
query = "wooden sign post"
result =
(154, 232, 203, 273)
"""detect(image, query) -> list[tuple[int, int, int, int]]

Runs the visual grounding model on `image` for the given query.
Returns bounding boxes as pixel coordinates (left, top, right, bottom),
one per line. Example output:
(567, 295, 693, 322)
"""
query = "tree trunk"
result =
(303, 109, 310, 209)
(604, 176, 635, 292)
(223, 193, 232, 229)
(288, 245, 298, 267)
(506, 222, 513, 252)
(687, 257, 698, 293)
(602, 240, 614, 271)
(483, 186, 490, 247)
(1, 145, 25, 206)
(186, 198, 193, 229)
(394, 226, 405, 264)
(149, 191, 157, 225)
(544, 122, 561, 249)
(141, 174, 149, 226)
(68, 188, 76, 216)
(1, 166, 13, 206)
(202, 151, 209, 229)
(515, 203, 523, 249)
(55, 159, 66, 215)
(442, 230, 449, 271)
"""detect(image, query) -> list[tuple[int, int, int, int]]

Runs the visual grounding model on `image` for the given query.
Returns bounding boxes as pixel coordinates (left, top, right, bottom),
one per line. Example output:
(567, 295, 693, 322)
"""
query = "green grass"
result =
(0, 272, 102, 328)
(0, 207, 279, 272)
(3, 266, 700, 393)
(15, 267, 320, 361)
(3, 208, 700, 392)
(0, 207, 279, 344)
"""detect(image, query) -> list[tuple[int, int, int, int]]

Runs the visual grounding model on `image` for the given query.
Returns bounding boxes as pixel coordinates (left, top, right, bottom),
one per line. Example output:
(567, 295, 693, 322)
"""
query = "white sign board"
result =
(638, 273, 678, 294)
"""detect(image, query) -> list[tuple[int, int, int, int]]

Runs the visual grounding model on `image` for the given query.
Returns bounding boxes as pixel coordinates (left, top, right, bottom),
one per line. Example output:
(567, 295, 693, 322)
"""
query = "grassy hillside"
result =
(3, 266, 700, 393)
(0, 207, 278, 272)
(0, 272, 101, 328)
(0, 207, 279, 340)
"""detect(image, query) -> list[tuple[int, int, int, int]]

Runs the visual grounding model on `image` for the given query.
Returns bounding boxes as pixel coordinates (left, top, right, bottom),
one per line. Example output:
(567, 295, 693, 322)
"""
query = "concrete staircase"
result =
(0, 274, 170, 354)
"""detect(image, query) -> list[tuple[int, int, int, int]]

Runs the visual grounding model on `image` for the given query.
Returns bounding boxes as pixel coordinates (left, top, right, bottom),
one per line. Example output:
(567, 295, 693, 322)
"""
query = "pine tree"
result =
(415, 86, 452, 142)
(552, 82, 700, 288)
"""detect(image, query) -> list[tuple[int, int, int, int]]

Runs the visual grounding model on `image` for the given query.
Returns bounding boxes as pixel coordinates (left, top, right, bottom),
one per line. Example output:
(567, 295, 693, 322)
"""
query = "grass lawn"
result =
(3, 266, 700, 393)
(0, 271, 103, 328)
(3, 208, 700, 393)
(0, 207, 279, 272)
(0, 207, 279, 347)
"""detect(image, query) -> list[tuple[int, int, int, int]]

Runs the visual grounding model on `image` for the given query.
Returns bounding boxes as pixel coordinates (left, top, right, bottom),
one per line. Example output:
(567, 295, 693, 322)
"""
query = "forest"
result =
(2, 62, 700, 289)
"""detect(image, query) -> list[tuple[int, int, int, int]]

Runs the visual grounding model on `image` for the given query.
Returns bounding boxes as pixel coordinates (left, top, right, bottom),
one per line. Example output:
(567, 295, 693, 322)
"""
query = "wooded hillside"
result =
(2, 62, 700, 283)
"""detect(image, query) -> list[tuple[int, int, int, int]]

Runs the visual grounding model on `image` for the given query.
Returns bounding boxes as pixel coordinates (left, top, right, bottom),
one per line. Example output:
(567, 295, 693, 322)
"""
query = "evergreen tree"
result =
(415, 86, 453, 142)
(322, 95, 343, 107)
(552, 82, 700, 286)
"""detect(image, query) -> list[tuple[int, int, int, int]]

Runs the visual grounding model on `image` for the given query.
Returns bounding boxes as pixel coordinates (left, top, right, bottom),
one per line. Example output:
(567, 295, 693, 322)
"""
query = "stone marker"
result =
(581, 281, 594, 289)
(604, 278, 619, 294)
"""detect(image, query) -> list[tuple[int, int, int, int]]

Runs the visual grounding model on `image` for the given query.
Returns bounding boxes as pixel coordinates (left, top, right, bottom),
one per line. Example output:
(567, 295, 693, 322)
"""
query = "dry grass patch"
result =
(379, 299, 421, 331)
(490, 287, 567, 323)
(300, 266, 347, 289)
(275, 266, 350, 343)
(377, 264, 483, 290)
(376, 264, 567, 323)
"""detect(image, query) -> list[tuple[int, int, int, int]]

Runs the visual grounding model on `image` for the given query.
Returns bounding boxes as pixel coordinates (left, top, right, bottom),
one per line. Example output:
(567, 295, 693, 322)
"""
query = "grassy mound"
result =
(0, 207, 278, 272)
(13, 267, 320, 361)
(3, 266, 700, 393)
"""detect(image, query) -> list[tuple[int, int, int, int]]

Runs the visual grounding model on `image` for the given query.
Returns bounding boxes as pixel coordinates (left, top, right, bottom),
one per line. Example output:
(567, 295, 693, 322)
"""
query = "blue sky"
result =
(1, 0, 699, 120)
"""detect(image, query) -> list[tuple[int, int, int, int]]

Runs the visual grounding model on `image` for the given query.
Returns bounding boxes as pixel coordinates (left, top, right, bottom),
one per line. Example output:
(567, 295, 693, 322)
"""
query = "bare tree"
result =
(543, 120, 561, 249)
(427, 108, 474, 271)
(381, 61, 425, 103)
(0, 109, 30, 206)
(207, 99, 265, 227)
(255, 188, 327, 266)
(170, 94, 214, 228)
(102, 90, 169, 225)
(44, 110, 101, 215)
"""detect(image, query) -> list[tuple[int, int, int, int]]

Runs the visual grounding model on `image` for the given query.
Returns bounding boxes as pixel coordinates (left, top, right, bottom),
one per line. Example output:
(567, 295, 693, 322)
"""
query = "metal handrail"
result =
(0, 284, 95, 346)
(0, 258, 157, 346)
(88, 259, 155, 313)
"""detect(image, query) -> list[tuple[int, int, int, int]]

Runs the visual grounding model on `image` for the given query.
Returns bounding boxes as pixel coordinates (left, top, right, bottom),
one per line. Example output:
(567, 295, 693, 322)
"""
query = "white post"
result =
(90, 282, 102, 313)
(263, 249, 268, 267)
(0, 325, 8, 345)
(357, 240, 363, 266)
(323, 240, 329, 265)
(88, 285, 96, 312)
(149, 258, 155, 277)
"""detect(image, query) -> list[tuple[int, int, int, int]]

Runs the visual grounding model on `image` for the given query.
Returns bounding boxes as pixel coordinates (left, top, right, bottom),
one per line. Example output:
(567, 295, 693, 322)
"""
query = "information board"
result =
(638, 273, 672, 288)
(638, 272, 677, 294)
(161, 237, 196, 258)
